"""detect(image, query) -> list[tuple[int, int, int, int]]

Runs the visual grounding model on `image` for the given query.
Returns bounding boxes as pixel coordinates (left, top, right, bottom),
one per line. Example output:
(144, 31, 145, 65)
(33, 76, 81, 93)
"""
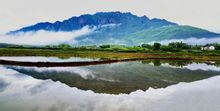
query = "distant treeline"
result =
(42, 42, 220, 52)
(1, 42, 220, 52)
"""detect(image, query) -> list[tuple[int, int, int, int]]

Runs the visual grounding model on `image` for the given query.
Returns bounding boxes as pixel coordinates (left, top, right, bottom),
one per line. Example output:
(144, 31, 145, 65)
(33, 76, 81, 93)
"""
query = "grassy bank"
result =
(0, 48, 220, 61)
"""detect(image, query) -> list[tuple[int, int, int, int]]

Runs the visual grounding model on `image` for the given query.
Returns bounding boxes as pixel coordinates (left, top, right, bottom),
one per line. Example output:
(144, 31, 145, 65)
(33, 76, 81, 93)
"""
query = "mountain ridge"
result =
(7, 11, 220, 45)
(8, 11, 177, 34)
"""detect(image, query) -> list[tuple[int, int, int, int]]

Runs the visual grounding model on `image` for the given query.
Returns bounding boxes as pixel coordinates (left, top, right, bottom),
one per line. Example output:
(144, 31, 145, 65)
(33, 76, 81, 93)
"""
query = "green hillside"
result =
(124, 25, 220, 44)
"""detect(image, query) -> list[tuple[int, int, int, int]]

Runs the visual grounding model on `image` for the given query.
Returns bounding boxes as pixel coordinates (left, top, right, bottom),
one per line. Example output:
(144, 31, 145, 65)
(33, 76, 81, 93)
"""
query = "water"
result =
(0, 56, 99, 62)
(0, 57, 220, 111)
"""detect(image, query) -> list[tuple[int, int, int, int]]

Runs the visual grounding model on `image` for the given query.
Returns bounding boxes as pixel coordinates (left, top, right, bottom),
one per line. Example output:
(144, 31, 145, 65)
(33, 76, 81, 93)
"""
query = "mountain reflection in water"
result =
(4, 60, 220, 94)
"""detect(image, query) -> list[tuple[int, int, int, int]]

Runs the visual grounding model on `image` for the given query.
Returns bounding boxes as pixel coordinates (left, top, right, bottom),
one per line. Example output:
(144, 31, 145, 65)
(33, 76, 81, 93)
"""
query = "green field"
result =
(0, 48, 220, 61)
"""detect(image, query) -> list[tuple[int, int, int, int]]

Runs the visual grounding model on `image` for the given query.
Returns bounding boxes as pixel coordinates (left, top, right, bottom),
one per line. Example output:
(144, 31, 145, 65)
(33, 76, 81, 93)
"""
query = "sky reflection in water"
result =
(0, 57, 220, 111)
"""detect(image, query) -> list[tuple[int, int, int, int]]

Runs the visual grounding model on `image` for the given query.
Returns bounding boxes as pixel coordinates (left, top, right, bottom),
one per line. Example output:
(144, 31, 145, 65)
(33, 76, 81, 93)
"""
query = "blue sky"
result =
(0, 0, 220, 34)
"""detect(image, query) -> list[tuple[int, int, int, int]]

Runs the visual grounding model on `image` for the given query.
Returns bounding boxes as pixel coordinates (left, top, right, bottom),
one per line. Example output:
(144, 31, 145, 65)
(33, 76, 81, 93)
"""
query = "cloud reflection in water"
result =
(0, 65, 220, 111)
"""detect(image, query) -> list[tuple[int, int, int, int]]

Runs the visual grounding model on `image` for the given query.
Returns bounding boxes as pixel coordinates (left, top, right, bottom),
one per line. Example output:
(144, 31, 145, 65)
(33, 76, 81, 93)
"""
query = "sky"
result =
(0, 0, 220, 34)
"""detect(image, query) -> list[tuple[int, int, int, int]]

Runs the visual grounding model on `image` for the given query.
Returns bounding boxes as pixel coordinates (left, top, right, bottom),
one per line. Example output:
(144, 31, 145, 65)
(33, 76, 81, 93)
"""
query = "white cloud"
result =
(0, 26, 93, 45)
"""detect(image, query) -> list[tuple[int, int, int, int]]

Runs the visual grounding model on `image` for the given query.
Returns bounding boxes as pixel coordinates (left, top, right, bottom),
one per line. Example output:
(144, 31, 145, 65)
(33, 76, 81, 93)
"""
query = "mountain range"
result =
(8, 11, 220, 45)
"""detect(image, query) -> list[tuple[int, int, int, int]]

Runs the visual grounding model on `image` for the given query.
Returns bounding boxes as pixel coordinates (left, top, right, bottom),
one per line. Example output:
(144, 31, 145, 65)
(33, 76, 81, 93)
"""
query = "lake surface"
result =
(0, 57, 220, 111)
(0, 56, 100, 62)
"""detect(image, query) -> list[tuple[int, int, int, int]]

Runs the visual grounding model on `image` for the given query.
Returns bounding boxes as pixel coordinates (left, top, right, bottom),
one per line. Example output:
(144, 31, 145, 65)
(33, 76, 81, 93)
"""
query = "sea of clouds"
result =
(0, 27, 220, 46)
(0, 26, 94, 46)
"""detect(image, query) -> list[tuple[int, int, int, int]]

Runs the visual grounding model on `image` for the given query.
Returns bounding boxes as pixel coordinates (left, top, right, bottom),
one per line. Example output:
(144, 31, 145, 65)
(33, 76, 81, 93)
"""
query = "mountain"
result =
(124, 25, 220, 44)
(0, 43, 21, 48)
(9, 12, 177, 33)
(8, 11, 220, 45)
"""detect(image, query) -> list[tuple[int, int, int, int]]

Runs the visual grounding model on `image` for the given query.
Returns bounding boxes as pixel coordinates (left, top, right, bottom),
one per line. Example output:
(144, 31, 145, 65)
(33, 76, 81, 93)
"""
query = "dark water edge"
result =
(0, 58, 219, 67)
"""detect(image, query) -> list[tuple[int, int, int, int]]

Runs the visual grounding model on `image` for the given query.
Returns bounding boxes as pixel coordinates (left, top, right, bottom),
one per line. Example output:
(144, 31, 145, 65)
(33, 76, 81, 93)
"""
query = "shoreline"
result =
(0, 57, 218, 67)
(0, 48, 220, 67)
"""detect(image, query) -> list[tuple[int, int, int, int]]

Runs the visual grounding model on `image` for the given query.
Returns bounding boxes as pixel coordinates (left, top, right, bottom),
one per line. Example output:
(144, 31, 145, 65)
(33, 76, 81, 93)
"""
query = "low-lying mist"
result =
(0, 26, 94, 46)
(0, 27, 220, 46)
(153, 37, 220, 45)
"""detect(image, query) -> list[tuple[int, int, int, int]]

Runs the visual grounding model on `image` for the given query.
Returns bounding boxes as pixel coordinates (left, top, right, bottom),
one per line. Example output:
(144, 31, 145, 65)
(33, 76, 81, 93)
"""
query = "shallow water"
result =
(0, 56, 99, 62)
(0, 57, 220, 111)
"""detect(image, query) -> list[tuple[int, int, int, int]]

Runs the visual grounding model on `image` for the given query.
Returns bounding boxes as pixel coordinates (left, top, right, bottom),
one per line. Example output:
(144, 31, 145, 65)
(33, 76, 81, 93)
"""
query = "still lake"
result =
(0, 56, 220, 111)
